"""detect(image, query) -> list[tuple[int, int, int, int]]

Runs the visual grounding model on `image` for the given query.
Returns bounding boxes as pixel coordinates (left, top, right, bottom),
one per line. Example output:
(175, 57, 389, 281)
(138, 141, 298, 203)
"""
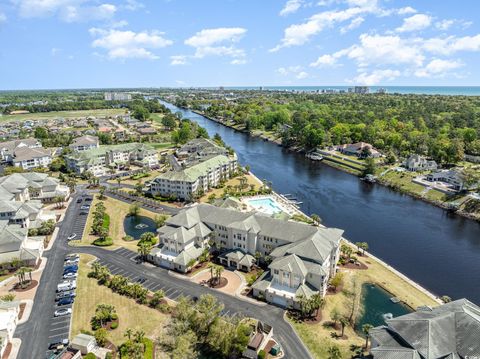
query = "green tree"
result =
(94, 328, 108, 347)
(362, 323, 374, 349)
(327, 345, 342, 359)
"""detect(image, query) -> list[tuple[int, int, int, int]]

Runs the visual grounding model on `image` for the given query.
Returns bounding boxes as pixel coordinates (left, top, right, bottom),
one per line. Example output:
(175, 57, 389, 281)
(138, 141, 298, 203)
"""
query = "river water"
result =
(162, 101, 480, 304)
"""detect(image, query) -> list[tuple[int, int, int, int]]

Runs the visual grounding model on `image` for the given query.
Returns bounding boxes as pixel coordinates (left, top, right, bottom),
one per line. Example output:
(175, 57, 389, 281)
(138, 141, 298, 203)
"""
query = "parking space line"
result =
(49, 325, 70, 332)
(150, 283, 160, 291)
(168, 290, 178, 297)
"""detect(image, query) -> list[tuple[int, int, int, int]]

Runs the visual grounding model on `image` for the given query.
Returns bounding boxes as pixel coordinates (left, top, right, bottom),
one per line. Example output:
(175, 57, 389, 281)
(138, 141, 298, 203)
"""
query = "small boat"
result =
(362, 174, 377, 183)
(390, 297, 400, 303)
(306, 152, 324, 161)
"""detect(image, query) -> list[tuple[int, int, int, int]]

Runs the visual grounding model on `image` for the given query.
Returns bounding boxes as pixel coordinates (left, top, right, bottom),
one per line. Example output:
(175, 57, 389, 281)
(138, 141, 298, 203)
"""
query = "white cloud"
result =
(353, 69, 400, 85)
(0, 12, 6, 23)
(89, 28, 173, 60)
(51, 47, 61, 56)
(123, 0, 144, 11)
(184, 27, 247, 63)
(396, 13, 432, 32)
(414, 59, 463, 78)
(13, 0, 117, 22)
(342, 33, 425, 67)
(280, 0, 303, 16)
(423, 34, 480, 55)
(436, 19, 454, 31)
(271, 0, 387, 51)
(277, 66, 309, 79)
(397, 6, 416, 15)
(170, 55, 187, 66)
(310, 54, 339, 67)
(340, 16, 364, 33)
(231, 58, 247, 65)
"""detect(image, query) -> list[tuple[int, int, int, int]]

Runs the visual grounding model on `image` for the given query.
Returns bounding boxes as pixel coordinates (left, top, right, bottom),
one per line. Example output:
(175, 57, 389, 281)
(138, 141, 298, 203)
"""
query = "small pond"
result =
(355, 283, 412, 335)
(123, 215, 156, 239)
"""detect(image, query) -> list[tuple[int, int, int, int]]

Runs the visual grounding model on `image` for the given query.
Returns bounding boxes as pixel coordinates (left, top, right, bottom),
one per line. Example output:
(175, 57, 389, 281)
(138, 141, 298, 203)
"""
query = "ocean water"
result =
(223, 86, 480, 96)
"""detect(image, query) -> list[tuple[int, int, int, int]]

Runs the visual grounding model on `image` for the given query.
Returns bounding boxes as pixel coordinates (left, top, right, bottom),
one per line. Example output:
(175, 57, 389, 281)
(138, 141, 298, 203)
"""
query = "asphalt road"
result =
(14, 189, 92, 359)
(14, 188, 311, 359)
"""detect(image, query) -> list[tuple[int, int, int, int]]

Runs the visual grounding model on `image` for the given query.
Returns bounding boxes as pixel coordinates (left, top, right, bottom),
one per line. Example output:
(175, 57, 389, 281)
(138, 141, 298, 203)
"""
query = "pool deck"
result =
(247, 171, 443, 305)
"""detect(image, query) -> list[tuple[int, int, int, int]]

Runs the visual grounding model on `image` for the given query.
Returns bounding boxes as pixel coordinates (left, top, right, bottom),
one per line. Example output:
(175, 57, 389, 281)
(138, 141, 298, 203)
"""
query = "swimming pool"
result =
(247, 197, 286, 215)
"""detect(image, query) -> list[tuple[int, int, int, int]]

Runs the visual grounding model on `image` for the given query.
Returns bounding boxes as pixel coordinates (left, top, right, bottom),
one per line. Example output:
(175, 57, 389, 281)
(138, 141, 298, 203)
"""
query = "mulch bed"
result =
(103, 319, 119, 331)
(340, 261, 368, 270)
(208, 277, 228, 289)
(13, 279, 38, 292)
(303, 310, 323, 325)
(187, 261, 210, 277)
(326, 282, 344, 295)
(18, 303, 26, 320)
(1, 343, 12, 359)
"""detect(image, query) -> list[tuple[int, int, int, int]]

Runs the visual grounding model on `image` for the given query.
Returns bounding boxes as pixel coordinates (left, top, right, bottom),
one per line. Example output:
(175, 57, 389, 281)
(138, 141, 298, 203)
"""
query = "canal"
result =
(162, 101, 480, 304)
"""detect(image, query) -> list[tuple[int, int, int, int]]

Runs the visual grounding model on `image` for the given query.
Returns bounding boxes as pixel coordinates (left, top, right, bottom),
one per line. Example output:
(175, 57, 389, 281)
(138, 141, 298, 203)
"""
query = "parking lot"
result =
(45, 195, 92, 356)
(95, 247, 241, 318)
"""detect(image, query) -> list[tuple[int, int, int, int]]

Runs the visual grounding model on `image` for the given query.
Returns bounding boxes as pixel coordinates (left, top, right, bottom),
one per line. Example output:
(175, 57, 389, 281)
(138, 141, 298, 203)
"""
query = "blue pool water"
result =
(247, 197, 284, 215)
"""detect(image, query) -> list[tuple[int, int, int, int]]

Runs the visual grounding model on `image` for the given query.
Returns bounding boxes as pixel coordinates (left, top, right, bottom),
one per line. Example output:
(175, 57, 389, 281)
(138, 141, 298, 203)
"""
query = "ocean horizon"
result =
(223, 86, 480, 96)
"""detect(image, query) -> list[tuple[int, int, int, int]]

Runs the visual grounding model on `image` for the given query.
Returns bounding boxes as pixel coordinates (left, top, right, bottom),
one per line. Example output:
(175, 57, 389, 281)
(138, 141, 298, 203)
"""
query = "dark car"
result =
(63, 264, 78, 270)
(48, 339, 69, 350)
(85, 197, 92, 202)
(76, 198, 82, 203)
(55, 290, 76, 301)
(63, 266, 78, 273)
(58, 297, 74, 306)
(63, 269, 78, 277)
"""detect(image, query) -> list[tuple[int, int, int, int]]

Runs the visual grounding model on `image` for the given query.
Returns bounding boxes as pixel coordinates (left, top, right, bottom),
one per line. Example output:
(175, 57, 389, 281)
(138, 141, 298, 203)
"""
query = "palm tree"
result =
(311, 213, 321, 225)
(330, 307, 341, 329)
(311, 293, 325, 317)
(362, 323, 374, 349)
(327, 345, 342, 359)
(124, 328, 134, 341)
(134, 329, 145, 344)
(138, 242, 152, 262)
(116, 177, 122, 187)
(215, 265, 224, 285)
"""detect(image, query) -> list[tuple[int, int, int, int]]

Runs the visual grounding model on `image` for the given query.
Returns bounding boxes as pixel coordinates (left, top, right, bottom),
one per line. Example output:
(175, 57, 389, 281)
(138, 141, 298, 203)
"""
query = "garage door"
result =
(272, 295, 287, 308)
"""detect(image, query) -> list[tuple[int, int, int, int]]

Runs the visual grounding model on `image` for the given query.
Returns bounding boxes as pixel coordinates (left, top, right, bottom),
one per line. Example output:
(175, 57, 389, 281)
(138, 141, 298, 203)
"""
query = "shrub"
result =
(111, 313, 119, 320)
(258, 350, 266, 359)
(110, 322, 118, 330)
(0, 294, 16, 301)
(84, 353, 96, 359)
(93, 237, 113, 246)
(158, 303, 171, 314)
(105, 353, 113, 359)
(122, 235, 134, 242)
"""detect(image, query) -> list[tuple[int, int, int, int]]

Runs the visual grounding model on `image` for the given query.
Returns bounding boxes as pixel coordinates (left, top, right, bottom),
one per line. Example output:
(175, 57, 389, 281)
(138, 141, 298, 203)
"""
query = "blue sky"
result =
(1, 0, 480, 89)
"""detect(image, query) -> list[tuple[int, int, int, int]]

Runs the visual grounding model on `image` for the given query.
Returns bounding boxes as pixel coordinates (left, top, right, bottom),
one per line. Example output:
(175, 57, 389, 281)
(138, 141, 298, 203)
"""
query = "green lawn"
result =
(0, 109, 126, 122)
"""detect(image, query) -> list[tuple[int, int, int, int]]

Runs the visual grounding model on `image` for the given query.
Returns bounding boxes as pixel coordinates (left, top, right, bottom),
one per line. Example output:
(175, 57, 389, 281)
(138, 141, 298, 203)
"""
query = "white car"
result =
(54, 308, 72, 317)
(80, 205, 90, 210)
(65, 253, 79, 260)
(67, 233, 77, 241)
(63, 272, 78, 280)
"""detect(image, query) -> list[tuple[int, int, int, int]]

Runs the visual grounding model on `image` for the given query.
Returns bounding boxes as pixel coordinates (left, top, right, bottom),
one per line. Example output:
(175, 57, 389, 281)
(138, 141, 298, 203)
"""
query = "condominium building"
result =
(0, 138, 42, 163)
(69, 135, 100, 152)
(0, 137, 52, 170)
(148, 154, 237, 200)
(65, 143, 158, 176)
(149, 204, 342, 308)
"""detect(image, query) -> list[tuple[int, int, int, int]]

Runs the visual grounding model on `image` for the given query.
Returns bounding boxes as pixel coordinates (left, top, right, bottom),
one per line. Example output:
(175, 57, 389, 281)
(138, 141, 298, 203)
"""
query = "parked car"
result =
(64, 260, 79, 268)
(80, 211, 89, 215)
(80, 205, 90, 210)
(85, 197, 92, 202)
(54, 308, 72, 317)
(67, 233, 77, 241)
(57, 280, 76, 292)
(63, 264, 78, 271)
(48, 339, 69, 350)
(76, 198, 82, 203)
(63, 272, 78, 280)
(55, 290, 76, 301)
(57, 297, 74, 306)
(63, 269, 78, 276)
(65, 254, 79, 261)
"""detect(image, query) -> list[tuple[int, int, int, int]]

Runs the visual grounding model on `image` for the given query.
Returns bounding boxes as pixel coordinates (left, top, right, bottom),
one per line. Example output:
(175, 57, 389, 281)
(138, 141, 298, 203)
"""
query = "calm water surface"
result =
(162, 101, 480, 304)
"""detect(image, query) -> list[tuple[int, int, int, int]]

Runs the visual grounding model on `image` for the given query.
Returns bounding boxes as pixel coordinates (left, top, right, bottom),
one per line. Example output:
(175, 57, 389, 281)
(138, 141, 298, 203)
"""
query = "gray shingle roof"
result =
(371, 299, 480, 359)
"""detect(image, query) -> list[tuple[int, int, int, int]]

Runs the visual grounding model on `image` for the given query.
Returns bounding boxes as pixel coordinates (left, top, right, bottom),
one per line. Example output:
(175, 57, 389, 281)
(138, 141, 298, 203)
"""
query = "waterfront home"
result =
(148, 152, 237, 201)
(69, 135, 99, 152)
(65, 143, 158, 176)
(148, 203, 342, 307)
(175, 138, 230, 166)
(336, 142, 381, 158)
(370, 298, 480, 359)
(426, 169, 465, 191)
(0, 300, 20, 358)
(404, 154, 438, 171)
(0, 221, 44, 266)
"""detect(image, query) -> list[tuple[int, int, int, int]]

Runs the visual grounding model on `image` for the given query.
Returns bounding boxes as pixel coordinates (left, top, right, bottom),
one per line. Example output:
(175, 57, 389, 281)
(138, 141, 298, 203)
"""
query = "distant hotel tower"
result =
(104, 92, 132, 101)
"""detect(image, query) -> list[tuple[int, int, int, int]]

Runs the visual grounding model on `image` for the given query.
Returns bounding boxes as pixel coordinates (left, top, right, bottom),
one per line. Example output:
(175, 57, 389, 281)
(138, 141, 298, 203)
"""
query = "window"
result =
(274, 269, 279, 275)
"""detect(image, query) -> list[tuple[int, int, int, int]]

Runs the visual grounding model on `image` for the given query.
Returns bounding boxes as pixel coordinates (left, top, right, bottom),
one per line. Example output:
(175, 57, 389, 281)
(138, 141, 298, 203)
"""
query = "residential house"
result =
(0, 138, 42, 163)
(149, 204, 342, 307)
(370, 299, 480, 359)
(148, 154, 237, 200)
(0, 300, 20, 358)
(69, 135, 99, 152)
(65, 143, 158, 176)
(426, 169, 466, 191)
(404, 154, 438, 171)
(12, 147, 53, 170)
(336, 142, 381, 158)
(104, 92, 132, 101)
